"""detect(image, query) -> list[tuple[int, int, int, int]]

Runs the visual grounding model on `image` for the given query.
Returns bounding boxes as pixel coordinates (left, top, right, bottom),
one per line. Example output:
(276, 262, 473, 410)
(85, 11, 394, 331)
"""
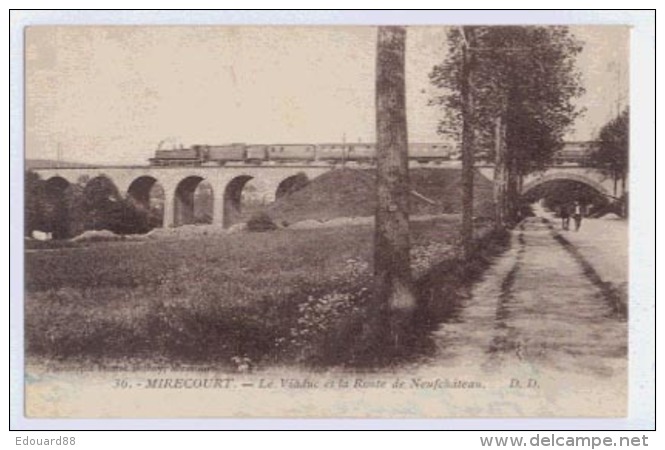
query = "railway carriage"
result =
(409, 143, 449, 163)
(246, 145, 268, 163)
(552, 142, 597, 166)
(316, 143, 347, 162)
(267, 144, 316, 162)
(347, 144, 376, 162)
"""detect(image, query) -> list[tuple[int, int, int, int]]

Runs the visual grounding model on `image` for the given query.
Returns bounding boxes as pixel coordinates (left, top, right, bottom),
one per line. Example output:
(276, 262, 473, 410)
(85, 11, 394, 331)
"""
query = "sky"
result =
(25, 25, 629, 166)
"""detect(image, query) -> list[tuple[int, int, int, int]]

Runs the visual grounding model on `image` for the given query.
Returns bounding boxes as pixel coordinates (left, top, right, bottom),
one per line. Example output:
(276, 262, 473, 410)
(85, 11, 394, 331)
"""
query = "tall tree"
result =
(590, 108, 629, 200)
(373, 26, 416, 348)
(459, 26, 477, 259)
(430, 26, 585, 225)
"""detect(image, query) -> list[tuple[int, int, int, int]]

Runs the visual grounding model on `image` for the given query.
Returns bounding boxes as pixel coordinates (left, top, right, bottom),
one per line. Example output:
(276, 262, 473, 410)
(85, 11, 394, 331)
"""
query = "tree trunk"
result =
(373, 26, 415, 348)
(505, 155, 519, 224)
(460, 26, 476, 260)
(493, 115, 507, 231)
(620, 173, 627, 217)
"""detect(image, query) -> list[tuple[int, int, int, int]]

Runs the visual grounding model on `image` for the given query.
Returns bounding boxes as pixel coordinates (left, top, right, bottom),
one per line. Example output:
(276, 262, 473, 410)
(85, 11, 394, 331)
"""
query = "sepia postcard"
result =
(12, 11, 655, 427)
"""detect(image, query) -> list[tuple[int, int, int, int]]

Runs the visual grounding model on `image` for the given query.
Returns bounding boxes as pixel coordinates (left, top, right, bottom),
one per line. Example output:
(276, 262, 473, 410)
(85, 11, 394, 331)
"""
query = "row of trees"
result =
(430, 26, 586, 251)
(590, 107, 629, 201)
(372, 25, 630, 351)
(25, 173, 160, 239)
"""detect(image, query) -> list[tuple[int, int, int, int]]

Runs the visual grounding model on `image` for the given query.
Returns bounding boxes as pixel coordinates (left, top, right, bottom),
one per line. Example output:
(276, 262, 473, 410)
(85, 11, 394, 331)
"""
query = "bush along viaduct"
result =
(32, 160, 620, 230)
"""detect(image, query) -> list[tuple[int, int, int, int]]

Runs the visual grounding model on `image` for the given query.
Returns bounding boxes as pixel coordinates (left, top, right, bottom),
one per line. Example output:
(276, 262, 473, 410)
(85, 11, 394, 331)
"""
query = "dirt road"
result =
(429, 217, 627, 377)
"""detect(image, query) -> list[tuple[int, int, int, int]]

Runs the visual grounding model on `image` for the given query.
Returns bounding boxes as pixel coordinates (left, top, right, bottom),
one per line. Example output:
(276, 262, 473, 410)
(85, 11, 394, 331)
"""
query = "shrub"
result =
(247, 212, 278, 232)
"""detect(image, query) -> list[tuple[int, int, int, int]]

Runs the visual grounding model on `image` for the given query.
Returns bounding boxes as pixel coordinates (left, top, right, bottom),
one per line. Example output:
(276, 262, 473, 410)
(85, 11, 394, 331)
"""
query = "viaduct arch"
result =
(127, 175, 160, 209)
(521, 170, 615, 199)
(476, 166, 617, 199)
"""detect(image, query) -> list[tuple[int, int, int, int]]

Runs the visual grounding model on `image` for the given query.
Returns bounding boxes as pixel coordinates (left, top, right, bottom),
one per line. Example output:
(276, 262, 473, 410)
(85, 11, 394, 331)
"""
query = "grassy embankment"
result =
(267, 167, 494, 224)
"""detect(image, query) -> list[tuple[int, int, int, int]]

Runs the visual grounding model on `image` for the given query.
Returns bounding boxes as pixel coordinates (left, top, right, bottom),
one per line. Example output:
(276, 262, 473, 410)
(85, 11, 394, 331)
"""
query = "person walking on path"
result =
(573, 201, 584, 231)
(559, 203, 571, 230)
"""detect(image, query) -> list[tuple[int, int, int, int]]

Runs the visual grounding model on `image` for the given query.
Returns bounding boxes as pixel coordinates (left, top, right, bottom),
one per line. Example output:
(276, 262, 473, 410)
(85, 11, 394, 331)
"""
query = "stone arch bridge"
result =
(33, 162, 620, 230)
(33, 164, 334, 228)
(476, 165, 621, 199)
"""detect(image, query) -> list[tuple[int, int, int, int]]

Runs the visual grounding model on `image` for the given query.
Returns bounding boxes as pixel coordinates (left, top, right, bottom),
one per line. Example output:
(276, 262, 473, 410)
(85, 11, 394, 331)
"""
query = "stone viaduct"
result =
(33, 162, 621, 229)
(33, 164, 334, 228)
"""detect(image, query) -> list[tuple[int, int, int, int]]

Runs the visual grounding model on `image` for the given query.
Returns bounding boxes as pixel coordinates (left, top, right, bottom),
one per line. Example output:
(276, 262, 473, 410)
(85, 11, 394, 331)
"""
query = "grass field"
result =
(26, 216, 489, 369)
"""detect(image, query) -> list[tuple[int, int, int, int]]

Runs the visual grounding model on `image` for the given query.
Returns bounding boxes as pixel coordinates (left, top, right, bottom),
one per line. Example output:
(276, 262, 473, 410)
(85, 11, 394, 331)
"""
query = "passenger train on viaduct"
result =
(149, 142, 460, 166)
(148, 141, 594, 167)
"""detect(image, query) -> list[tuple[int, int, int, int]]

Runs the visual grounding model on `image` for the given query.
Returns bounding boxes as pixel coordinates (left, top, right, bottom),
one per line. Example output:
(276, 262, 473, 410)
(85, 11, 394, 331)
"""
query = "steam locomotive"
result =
(149, 142, 460, 166)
